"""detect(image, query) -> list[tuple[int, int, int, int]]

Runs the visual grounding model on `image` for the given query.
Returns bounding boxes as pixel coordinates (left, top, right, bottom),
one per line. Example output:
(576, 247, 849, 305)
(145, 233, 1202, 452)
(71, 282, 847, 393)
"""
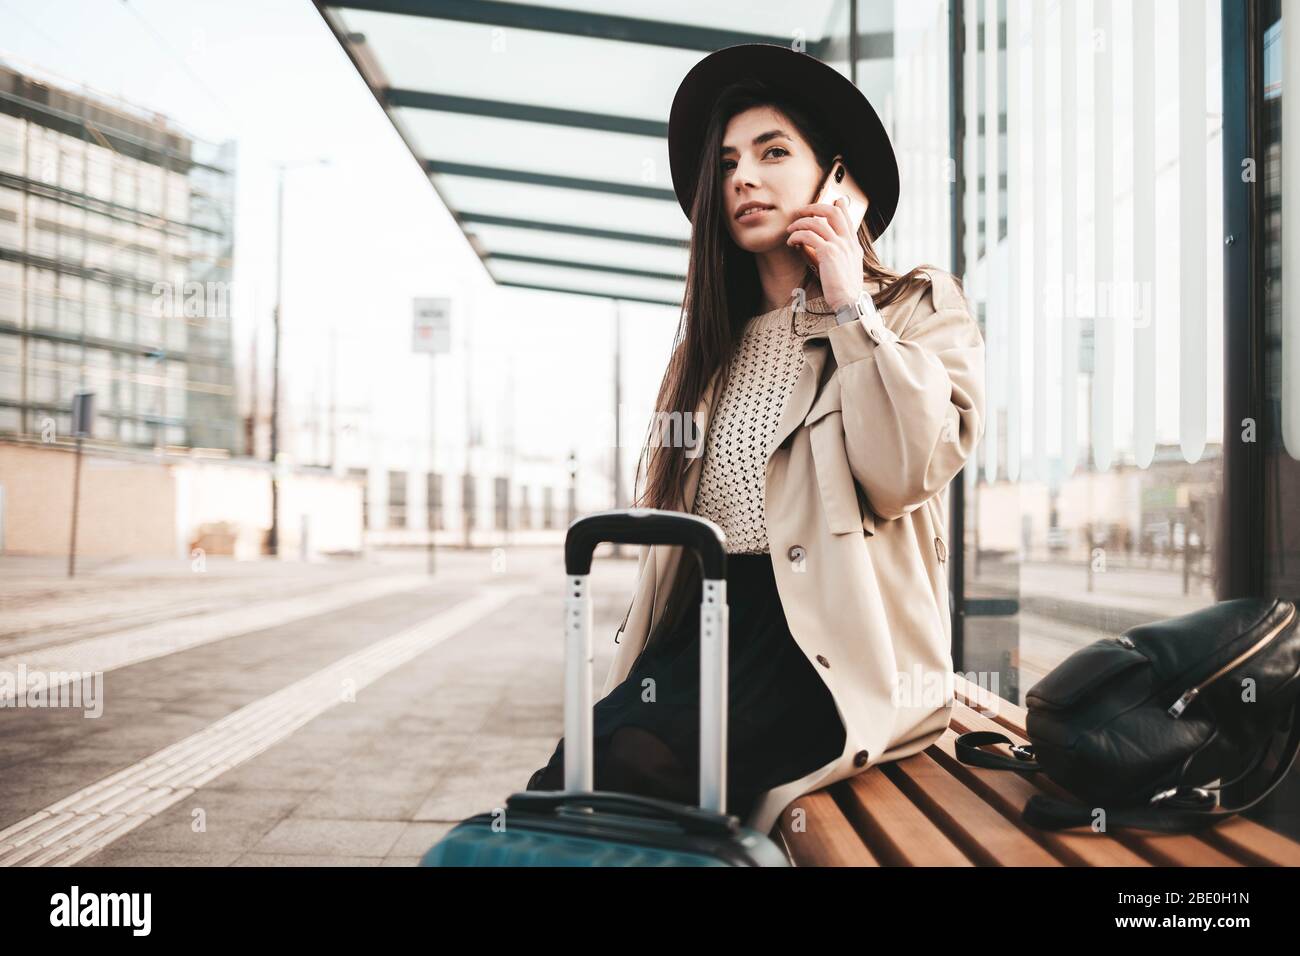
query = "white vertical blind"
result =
(1060, 0, 1080, 476)
(897, 24, 918, 270)
(1179, 0, 1208, 463)
(1031, 0, 1048, 485)
(969, 0, 1223, 484)
(1006, 0, 1024, 483)
(963, 3, 979, 319)
(924, 15, 943, 272)
(960, 0, 981, 505)
(1094, 0, 1116, 472)
(1132, 0, 1156, 469)
(984, 0, 1001, 485)
(865, 1, 951, 278)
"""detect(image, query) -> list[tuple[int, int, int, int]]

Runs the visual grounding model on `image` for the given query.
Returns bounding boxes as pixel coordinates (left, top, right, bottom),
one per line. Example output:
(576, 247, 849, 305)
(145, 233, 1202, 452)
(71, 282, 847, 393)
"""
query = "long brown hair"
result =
(633, 76, 945, 642)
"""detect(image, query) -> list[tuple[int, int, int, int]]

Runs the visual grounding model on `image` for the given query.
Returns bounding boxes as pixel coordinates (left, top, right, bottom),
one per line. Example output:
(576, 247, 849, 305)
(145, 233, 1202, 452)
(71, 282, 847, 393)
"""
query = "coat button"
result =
(866, 323, 897, 346)
(816, 654, 829, 668)
(935, 536, 947, 563)
(853, 749, 870, 767)
(787, 544, 805, 562)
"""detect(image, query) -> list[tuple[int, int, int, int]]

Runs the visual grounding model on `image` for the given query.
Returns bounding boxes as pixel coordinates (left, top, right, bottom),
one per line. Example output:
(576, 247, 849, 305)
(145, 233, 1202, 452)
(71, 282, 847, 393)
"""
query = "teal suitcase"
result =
(419, 509, 791, 867)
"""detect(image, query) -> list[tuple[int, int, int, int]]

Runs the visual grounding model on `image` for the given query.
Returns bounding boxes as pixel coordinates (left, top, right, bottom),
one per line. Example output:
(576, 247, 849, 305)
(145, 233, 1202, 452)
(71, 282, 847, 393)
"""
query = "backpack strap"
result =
(954, 731, 1044, 772)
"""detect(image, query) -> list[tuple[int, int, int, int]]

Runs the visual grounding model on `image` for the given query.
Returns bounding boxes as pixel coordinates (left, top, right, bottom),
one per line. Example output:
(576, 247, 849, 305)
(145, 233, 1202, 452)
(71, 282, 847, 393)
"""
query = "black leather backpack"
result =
(955, 596, 1300, 833)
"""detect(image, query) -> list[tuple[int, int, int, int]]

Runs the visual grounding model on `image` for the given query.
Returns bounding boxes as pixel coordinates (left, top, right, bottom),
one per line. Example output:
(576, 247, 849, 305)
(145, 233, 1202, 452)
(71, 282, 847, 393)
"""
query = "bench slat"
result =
(777, 790, 880, 866)
(837, 764, 975, 866)
(879, 747, 1063, 865)
(928, 724, 1151, 866)
(1200, 819, 1300, 867)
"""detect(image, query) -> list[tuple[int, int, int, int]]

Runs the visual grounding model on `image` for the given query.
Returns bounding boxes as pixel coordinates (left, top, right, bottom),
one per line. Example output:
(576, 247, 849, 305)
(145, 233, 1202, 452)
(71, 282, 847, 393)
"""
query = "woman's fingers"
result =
(789, 201, 853, 238)
(786, 229, 827, 258)
(786, 215, 837, 244)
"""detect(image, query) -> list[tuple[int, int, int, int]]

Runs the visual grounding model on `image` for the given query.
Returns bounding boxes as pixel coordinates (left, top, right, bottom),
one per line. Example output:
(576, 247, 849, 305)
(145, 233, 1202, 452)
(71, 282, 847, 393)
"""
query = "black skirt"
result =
(526, 552, 846, 822)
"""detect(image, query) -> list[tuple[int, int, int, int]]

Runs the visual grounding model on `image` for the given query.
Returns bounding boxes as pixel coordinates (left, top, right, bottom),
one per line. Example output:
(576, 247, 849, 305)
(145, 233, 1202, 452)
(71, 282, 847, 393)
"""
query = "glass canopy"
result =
(314, 0, 856, 306)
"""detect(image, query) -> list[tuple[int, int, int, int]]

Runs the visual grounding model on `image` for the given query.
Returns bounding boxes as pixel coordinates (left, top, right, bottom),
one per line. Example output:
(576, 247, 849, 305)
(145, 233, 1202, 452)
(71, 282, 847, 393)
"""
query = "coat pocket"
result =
(804, 392, 868, 536)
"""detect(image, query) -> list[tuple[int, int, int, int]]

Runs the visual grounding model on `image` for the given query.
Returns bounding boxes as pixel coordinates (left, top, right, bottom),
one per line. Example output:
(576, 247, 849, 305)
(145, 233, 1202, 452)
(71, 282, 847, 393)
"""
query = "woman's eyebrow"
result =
(720, 129, 792, 156)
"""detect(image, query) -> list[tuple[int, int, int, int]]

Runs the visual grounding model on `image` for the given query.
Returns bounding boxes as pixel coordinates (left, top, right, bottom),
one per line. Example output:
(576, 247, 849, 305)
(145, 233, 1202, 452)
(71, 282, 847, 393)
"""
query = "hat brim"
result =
(667, 43, 899, 241)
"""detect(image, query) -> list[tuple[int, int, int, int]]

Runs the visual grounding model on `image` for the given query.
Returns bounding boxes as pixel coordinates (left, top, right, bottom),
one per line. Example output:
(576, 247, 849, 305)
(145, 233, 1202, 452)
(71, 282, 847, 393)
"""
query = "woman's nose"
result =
(733, 161, 759, 188)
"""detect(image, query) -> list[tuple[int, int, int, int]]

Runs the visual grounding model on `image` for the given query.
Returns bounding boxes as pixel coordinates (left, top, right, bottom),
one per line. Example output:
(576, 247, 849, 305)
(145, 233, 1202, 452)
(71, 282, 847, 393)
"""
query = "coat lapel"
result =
(766, 320, 837, 472)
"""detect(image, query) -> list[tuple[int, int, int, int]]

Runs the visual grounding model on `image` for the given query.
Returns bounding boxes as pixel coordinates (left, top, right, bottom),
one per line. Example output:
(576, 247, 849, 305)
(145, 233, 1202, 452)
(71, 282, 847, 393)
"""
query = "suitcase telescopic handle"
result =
(561, 508, 731, 817)
(564, 507, 726, 579)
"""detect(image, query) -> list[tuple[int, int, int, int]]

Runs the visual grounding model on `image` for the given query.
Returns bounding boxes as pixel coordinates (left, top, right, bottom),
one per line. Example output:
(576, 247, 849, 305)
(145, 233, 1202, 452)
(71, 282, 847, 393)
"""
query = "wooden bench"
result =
(773, 674, 1300, 866)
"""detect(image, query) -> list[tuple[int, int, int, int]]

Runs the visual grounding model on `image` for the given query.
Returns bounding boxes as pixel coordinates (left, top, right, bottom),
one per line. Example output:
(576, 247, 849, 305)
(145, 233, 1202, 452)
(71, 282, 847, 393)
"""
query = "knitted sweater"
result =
(692, 294, 832, 554)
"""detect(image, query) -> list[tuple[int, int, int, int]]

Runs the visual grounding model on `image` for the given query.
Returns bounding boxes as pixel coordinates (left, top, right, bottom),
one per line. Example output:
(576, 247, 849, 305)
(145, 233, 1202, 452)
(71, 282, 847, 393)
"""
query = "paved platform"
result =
(0, 547, 636, 866)
(0, 544, 1257, 865)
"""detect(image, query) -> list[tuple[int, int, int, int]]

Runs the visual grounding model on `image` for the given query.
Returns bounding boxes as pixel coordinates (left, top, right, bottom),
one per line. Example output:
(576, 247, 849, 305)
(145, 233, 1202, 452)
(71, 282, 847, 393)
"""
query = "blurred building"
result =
(0, 65, 357, 562)
(0, 63, 238, 452)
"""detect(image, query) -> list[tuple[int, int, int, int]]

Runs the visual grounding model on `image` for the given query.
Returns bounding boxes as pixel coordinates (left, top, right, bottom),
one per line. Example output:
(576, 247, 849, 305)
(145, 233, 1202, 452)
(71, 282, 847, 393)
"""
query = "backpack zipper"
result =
(1167, 602, 1296, 718)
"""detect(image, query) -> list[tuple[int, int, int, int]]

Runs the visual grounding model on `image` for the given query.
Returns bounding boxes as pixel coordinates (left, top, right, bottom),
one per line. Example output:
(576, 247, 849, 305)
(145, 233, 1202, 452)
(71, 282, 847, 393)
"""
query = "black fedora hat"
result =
(667, 42, 900, 241)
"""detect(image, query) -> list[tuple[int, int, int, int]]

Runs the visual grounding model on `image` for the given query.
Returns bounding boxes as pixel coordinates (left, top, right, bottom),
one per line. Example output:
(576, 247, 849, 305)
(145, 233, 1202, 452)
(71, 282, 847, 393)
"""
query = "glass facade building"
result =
(0, 64, 239, 452)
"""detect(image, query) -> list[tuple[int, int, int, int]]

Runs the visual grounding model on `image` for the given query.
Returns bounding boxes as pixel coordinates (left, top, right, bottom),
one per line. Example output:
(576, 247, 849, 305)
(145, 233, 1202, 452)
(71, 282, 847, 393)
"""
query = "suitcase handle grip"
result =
(565, 508, 726, 579)
(507, 789, 740, 837)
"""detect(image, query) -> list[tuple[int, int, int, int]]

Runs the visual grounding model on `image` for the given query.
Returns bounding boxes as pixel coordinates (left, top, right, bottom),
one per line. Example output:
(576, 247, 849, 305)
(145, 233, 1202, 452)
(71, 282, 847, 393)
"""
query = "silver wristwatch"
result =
(834, 292, 897, 344)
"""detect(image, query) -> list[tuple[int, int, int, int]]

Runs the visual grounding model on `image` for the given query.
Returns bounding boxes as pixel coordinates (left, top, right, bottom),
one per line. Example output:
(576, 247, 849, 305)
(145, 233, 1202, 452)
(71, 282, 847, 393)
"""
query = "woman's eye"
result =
(721, 147, 788, 172)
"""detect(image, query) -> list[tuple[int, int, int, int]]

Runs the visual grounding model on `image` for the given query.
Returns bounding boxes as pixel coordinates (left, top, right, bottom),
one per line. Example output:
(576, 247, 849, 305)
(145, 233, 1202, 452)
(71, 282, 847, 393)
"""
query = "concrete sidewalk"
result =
(0, 547, 638, 866)
(4, 543, 1212, 865)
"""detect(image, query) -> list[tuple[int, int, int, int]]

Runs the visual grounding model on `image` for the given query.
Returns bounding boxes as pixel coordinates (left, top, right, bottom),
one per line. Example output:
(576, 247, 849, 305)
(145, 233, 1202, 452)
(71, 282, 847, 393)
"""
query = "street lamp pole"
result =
(268, 164, 285, 556)
(267, 158, 328, 557)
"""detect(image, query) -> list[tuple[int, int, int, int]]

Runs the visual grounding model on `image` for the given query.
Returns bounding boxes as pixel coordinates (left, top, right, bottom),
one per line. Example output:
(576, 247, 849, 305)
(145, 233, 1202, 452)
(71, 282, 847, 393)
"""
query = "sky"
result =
(0, 0, 681, 506)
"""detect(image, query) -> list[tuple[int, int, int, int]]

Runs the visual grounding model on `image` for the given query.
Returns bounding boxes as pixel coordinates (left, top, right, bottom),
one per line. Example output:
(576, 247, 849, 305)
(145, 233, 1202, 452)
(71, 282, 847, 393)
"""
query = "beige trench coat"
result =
(599, 267, 987, 837)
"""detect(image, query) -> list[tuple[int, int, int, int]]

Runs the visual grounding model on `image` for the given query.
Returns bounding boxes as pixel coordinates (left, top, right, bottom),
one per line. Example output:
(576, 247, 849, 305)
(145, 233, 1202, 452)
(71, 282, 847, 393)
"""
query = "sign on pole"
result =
(71, 390, 95, 437)
(413, 298, 450, 575)
(412, 298, 451, 354)
(68, 390, 95, 577)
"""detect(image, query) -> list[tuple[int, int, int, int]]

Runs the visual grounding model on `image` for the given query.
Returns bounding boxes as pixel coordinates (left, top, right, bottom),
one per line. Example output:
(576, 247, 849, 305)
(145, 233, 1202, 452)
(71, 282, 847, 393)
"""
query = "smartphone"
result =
(800, 155, 870, 271)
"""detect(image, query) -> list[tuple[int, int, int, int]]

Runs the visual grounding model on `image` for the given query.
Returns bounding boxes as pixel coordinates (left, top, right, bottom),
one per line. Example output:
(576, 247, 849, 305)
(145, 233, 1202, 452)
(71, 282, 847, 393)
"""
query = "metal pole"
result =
(269, 164, 285, 556)
(329, 326, 338, 472)
(247, 333, 258, 457)
(428, 351, 437, 575)
(948, 0, 968, 672)
(67, 434, 83, 578)
(1217, 0, 1262, 601)
(463, 307, 474, 550)
(612, 299, 623, 557)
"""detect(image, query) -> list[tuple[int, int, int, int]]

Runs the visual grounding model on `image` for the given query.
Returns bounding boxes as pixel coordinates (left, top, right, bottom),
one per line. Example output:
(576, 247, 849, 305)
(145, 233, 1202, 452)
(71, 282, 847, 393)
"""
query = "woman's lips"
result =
(736, 205, 774, 223)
